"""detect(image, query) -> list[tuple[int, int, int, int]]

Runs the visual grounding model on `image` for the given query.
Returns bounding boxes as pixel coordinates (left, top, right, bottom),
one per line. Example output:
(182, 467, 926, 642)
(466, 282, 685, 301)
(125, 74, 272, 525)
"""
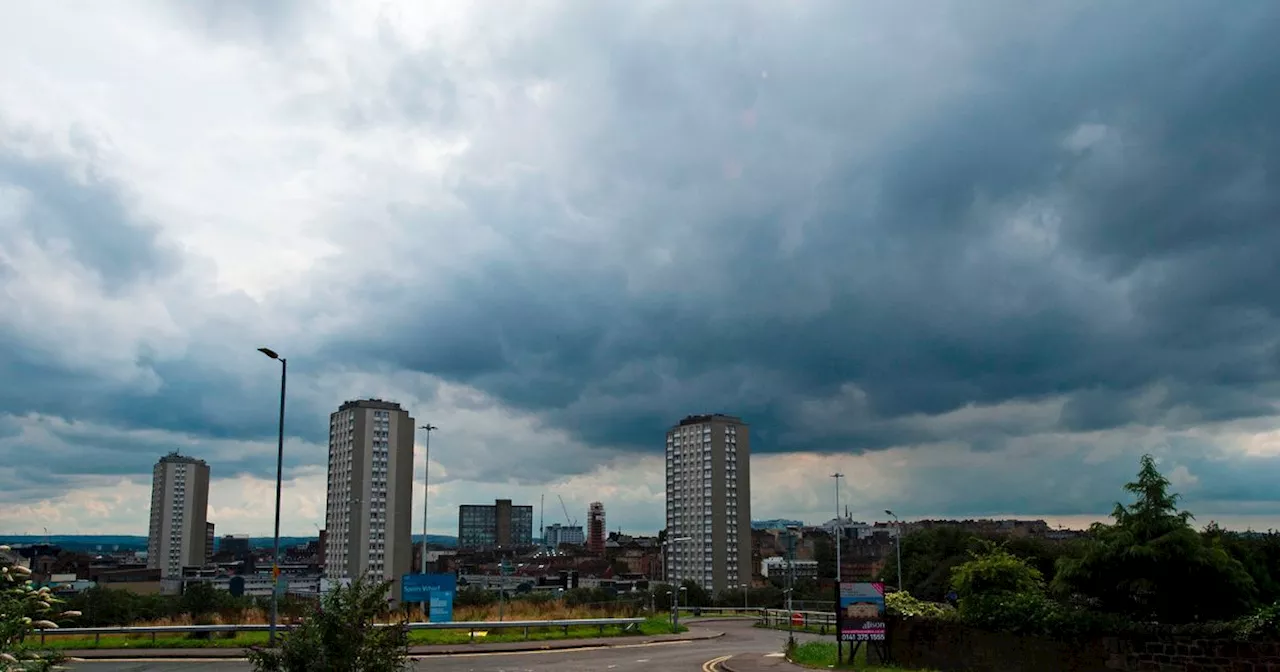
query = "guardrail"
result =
(35, 617, 647, 646)
(677, 607, 765, 616)
(760, 609, 837, 634)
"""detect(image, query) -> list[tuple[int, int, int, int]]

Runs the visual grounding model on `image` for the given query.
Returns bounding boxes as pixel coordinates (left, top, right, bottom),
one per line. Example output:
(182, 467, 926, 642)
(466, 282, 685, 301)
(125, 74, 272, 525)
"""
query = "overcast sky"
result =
(2, 1, 1279, 538)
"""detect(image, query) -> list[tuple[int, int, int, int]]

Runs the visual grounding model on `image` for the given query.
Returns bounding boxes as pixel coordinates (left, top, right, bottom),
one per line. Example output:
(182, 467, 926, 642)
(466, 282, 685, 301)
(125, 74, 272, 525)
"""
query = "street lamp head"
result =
(419, 424, 438, 431)
(257, 347, 281, 360)
(885, 509, 895, 517)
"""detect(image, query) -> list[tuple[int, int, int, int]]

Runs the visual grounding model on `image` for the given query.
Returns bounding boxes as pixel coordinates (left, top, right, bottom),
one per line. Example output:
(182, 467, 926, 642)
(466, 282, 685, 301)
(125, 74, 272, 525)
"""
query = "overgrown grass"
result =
(37, 616, 684, 650)
(787, 640, 934, 671)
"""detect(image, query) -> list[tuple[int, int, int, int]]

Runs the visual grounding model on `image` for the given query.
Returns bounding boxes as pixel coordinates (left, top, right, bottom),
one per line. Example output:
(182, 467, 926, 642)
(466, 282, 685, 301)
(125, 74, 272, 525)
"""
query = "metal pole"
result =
(832, 473, 843, 584)
(420, 424, 435, 575)
(269, 357, 286, 646)
(886, 510, 903, 591)
(742, 583, 748, 611)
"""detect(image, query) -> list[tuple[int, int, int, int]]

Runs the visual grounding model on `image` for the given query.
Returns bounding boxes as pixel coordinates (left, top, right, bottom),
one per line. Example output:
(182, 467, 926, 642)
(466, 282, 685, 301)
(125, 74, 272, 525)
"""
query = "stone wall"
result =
(887, 616, 1280, 672)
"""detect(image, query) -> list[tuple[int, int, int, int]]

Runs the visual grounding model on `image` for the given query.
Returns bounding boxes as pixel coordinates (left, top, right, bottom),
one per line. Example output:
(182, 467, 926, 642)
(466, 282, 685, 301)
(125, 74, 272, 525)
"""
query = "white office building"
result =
(664, 414, 751, 594)
(146, 453, 211, 579)
(324, 399, 415, 585)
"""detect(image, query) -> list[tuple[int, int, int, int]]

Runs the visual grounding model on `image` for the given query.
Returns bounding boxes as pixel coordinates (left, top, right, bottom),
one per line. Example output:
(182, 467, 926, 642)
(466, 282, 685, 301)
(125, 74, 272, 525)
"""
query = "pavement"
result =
(66, 618, 824, 671)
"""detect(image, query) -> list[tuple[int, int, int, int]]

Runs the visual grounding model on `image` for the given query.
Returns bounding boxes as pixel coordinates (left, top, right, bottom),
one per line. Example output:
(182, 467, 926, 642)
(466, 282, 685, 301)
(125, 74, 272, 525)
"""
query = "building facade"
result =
(587, 502, 606, 555)
(146, 452, 211, 579)
(457, 499, 534, 549)
(665, 414, 751, 594)
(323, 399, 415, 585)
(205, 523, 215, 564)
(544, 523, 585, 549)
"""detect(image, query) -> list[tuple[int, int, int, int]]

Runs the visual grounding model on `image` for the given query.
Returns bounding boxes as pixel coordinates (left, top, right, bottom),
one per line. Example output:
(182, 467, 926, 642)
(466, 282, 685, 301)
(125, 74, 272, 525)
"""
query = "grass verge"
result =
(787, 640, 935, 671)
(37, 616, 685, 650)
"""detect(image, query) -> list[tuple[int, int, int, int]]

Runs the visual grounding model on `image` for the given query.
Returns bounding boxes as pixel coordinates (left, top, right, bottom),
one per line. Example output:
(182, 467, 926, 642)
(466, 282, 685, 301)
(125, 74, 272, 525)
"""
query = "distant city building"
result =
(761, 556, 819, 580)
(457, 499, 534, 549)
(752, 519, 805, 530)
(146, 452, 211, 579)
(665, 413, 751, 594)
(219, 535, 252, 561)
(544, 523, 585, 549)
(587, 502, 606, 556)
(205, 523, 215, 565)
(323, 399, 415, 584)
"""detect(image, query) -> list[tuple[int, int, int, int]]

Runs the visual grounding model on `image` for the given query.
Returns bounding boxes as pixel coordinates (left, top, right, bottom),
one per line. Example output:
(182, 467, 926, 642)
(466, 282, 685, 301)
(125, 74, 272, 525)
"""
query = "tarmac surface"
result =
(68, 618, 822, 671)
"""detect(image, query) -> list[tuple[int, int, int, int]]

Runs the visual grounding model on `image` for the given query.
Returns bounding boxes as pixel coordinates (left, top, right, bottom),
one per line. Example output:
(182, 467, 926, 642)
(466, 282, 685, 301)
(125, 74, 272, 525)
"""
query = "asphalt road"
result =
(70, 619, 822, 671)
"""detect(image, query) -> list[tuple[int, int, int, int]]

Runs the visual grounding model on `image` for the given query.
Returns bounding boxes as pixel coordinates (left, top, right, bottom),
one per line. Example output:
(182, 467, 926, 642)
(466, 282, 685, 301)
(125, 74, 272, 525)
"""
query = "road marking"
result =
(635, 659, 650, 663)
(72, 639, 698, 664)
(414, 639, 696, 659)
(702, 654, 733, 671)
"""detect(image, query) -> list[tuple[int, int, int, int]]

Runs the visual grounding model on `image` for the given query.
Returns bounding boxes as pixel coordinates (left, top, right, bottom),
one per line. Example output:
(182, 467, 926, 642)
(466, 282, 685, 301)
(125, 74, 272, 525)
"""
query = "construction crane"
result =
(558, 495, 577, 527)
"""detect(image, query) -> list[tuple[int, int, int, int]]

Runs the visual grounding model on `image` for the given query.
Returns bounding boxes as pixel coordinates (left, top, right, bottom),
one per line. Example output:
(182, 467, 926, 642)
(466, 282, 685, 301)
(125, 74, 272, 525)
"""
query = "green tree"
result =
(2, 546, 80, 671)
(679, 580, 711, 608)
(813, 534, 836, 580)
(877, 526, 975, 600)
(247, 578, 409, 672)
(1052, 455, 1257, 622)
(950, 541, 1045, 598)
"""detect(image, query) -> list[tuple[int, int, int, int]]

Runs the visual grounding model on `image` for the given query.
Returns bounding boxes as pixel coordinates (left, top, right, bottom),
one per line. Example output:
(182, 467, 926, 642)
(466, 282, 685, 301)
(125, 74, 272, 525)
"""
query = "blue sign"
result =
(402, 573, 456, 623)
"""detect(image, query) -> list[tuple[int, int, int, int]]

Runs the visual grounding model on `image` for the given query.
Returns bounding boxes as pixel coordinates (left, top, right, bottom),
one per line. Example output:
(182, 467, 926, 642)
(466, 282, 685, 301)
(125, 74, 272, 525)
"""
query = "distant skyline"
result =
(3, 2, 1280, 537)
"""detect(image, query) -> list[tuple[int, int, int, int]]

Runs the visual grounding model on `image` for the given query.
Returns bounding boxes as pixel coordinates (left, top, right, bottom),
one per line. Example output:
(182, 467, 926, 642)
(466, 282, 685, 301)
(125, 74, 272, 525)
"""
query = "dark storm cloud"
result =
(322, 0, 1280, 458)
(0, 136, 177, 291)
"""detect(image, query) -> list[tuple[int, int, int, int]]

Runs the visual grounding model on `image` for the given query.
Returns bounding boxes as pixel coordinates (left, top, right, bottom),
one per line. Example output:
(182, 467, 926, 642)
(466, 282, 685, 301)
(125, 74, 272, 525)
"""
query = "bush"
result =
(885, 591, 954, 619)
(246, 578, 409, 672)
(2, 546, 80, 671)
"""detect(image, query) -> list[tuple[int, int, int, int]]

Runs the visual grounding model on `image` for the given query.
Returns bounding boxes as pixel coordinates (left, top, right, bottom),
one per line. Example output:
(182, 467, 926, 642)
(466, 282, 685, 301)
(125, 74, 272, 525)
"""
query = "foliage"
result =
(812, 534, 836, 580)
(246, 577, 409, 672)
(1, 546, 79, 672)
(1203, 524, 1280, 605)
(950, 541, 1045, 598)
(1052, 455, 1257, 623)
(679, 580, 711, 609)
(884, 591, 954, 619)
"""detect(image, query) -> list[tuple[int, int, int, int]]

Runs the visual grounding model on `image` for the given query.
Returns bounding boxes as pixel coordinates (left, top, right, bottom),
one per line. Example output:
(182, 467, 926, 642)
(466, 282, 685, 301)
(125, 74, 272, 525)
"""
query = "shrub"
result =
(2, 546, 80, 671)
(885, 591, 954, 619)
(246, 578, 409, 672)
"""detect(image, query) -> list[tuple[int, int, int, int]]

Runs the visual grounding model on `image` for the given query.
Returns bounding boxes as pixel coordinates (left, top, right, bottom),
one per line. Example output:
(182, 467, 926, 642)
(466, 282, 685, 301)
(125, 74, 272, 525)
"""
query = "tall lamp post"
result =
(418, 424, 437, 620)
(885, 510, 903, 591)
(665, 536, 692, 632)
(831, 472, 844, 584)
(257, 347, 287, 646)
(740, 583, 749, 612)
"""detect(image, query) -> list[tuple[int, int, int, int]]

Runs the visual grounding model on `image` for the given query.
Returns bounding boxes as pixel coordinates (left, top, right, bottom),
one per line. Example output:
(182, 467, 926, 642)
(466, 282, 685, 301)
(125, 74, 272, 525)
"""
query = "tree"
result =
(812, 534, 836, 580)
(1052, 455, 1257, 623)
(247, 578, 409, 672)
(2, 546, 80, 671)
(679, 580, 711, 609)
(950, 541, 1045, 598)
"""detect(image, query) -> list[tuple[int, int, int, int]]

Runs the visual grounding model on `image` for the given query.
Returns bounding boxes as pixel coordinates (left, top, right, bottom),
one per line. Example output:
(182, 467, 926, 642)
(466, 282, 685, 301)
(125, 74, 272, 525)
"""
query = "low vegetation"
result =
(1, 545, 85, 671)
(786, 640, 935, 671)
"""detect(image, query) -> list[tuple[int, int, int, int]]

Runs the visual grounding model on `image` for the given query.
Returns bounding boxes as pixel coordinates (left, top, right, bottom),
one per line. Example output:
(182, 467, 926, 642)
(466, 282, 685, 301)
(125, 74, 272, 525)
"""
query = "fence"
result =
(34, 617, 646, 646)
(760, 609, 838, 634)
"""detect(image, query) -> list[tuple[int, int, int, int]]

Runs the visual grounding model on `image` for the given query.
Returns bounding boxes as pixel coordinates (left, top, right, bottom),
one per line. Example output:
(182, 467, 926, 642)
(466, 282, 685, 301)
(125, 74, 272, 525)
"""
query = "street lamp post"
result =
(665, 536, 692, 632)
(885, 510, 903, 591)
(740, 583, 749, 612)
(831, 473, 844, 584)
(417, 424, 436, 620)
(257, 347, 287, 646)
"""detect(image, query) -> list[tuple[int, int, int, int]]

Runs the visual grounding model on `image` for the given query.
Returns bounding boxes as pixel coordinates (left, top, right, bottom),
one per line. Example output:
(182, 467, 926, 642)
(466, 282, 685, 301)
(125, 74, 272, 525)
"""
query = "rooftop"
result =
(338, 398, 405, 412)
(158, 452, 207, 466)
(674, 413, 746, 427)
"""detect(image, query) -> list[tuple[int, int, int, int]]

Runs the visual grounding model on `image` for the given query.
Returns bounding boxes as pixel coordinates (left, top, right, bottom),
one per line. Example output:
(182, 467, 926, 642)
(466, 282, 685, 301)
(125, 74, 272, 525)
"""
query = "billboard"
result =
(402, 573, 456, 623)
(837, 582, 886, 642)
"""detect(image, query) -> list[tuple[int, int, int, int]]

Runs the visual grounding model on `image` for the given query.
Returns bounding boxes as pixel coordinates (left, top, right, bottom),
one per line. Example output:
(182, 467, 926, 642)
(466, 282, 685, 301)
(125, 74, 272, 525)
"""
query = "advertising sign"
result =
(401, 573, 456, 623)
(837, 582, 886, 642)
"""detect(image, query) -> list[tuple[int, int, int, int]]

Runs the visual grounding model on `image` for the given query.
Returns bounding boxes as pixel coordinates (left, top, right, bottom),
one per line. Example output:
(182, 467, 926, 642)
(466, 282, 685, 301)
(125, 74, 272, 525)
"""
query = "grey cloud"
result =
(312, 0, 1280, 464)
(0, 134, 178, 291)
